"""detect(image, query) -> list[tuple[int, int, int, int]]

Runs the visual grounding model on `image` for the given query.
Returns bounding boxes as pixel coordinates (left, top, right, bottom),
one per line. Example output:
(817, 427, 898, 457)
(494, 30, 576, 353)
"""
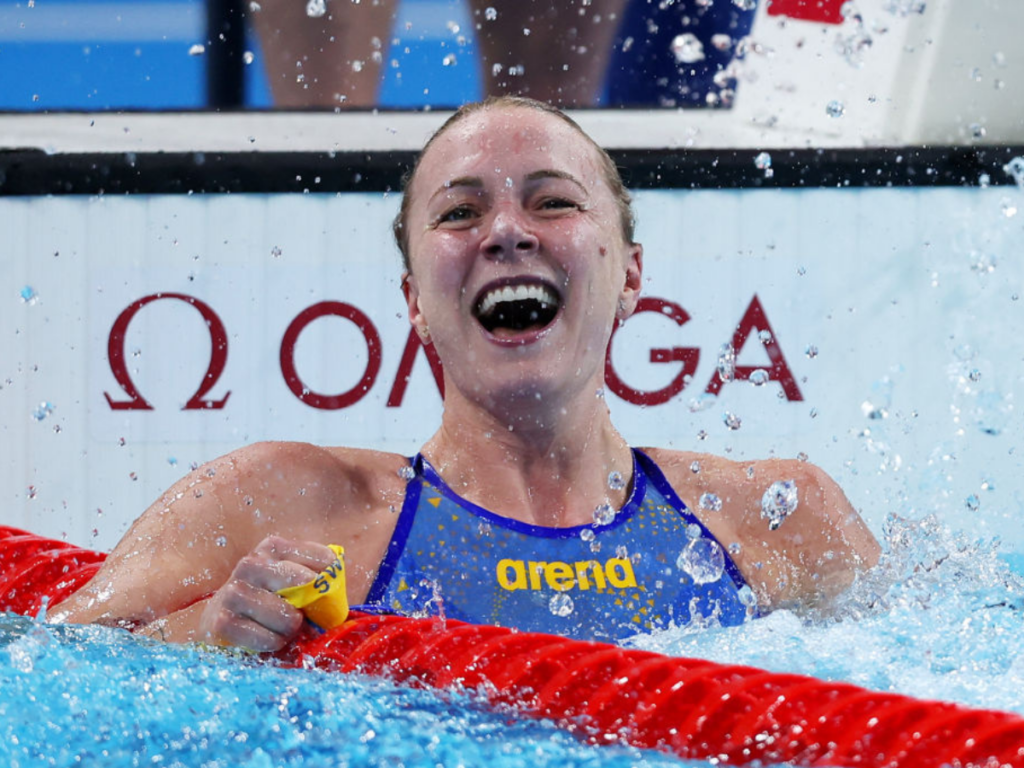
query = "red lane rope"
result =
(3, 527, 1022, 768)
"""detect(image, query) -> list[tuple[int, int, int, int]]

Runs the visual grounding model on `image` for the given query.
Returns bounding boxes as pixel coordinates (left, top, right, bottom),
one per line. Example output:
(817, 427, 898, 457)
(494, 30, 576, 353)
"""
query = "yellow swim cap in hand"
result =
(277, 544, 349, 630)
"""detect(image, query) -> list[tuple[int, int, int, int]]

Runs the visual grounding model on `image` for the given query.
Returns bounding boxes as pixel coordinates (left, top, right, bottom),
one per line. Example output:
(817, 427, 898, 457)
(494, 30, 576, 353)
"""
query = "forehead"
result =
(411, 108, 606, 198)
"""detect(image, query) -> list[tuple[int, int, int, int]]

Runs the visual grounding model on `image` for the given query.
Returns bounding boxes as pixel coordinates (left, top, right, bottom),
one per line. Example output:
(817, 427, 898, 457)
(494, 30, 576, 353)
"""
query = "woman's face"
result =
(403, 107, 642, 410)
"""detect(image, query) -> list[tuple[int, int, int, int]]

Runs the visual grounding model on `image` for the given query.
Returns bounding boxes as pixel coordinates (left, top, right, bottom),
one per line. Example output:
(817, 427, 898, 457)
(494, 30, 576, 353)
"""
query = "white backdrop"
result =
(3, 185, 1023, 551)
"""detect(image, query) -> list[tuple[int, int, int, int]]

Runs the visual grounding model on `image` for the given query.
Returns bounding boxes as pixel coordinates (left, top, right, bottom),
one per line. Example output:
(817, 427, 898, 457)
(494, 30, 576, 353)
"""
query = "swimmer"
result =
(53, 97, 880, 650)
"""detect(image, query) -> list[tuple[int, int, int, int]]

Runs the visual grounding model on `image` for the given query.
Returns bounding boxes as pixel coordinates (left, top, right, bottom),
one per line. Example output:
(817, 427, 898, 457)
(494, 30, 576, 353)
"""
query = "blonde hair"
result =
(393, 96, 636, 271)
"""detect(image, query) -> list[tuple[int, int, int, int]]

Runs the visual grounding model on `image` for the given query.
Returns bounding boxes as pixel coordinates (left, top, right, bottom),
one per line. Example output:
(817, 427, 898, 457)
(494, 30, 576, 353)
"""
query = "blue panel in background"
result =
(0, 0, 481, 111)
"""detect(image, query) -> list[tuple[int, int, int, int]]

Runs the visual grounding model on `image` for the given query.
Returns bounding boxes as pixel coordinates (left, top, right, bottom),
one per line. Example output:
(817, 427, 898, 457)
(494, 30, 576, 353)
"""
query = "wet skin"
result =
(53, 106, 880, 651)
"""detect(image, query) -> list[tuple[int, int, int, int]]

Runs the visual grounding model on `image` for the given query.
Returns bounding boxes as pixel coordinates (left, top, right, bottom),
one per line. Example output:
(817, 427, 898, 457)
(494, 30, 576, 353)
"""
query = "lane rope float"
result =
(2, 527, 1022, 768)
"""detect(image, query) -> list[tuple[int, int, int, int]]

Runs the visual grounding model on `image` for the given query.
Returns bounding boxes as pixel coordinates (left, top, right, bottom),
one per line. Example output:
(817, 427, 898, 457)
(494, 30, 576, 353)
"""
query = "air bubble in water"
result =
(20, 285, 38, 304)
(607, 471, 625, 491)
(549, 593, 574, 617)
(31, 401, 55, 421)
(676, 538, 725, 584)
(749, 369, 769, 386)
(188, 44, 205, 56)
(717, 342, 736, 382)
(398, 465, 415, 481)
(670, 33, 705, 63)
(484, 6, 497, 20)
(305, 0, 326, 17)
(826, 100, 846, 118)
(593, 503, 615, 526)
(723, 412, 742, 430)
(761, 480, 798, 530)
(699, 492, 722, 512)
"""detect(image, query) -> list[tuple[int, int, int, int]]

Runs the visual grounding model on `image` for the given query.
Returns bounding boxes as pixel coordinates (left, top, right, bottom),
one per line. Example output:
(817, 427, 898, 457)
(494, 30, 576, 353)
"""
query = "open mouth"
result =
(473, 281, 561, 335)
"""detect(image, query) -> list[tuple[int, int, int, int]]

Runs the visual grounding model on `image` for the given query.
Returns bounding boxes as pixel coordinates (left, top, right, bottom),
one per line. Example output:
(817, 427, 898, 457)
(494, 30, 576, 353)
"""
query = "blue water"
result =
(2, 518, 1023, 768)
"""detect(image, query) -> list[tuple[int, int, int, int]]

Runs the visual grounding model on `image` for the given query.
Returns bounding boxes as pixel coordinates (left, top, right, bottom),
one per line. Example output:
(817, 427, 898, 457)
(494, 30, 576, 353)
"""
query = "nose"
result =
(480, 209, 539, 261)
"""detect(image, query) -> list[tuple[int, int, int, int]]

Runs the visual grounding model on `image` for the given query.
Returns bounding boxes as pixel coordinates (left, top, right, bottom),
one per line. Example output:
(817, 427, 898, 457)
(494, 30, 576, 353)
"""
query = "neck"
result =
(421, 383, 634, 528)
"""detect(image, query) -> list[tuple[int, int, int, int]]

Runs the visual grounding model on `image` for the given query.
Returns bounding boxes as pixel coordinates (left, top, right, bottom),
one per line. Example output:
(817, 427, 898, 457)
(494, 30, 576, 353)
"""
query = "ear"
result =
(402, 271, 432, 344)
(617, 243, 644, 321)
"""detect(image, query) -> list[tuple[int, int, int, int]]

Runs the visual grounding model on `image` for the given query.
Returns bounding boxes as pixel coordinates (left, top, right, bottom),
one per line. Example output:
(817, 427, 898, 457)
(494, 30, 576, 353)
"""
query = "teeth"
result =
(477, 284, 558, 317)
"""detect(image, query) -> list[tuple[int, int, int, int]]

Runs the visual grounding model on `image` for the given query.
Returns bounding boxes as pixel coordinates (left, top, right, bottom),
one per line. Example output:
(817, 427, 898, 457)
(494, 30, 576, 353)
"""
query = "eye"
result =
(437, 204, 478, 224)
(537, 197, 579, 211)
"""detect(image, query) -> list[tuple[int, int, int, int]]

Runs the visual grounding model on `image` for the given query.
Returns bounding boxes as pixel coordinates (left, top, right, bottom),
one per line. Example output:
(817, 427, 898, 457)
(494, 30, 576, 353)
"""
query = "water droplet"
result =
(670, 33, 705, 63)
(761, 480, 799, 530)
(717, 342, 736, 382)
(129, 472, 137, 481)
(248, 1, 261, 11)
(167, 456, 178, 466)
(442, 53, 457, 67)
(549, 593, 574, 616)
(758, 329, 773, 344)
(305, 0, 326, 17)
(690, 460, 701, 474)
(580, 528, 595, 542)
(723, 411, 742, 430)
(754, 151, 772, 170)
(738, 584, 757, 607)
(19, 285, 38, 304)
(270, 246, 282, 258)
(797, 451, 809, 462)
(243, 51, 255, 65)
(697, 430, 708, 441)
(607, 471, 625, 491)
(26, 485, 37, 500)
(1003, 157, 1024, 189)
(826, 100, 846, 118)
(484, 6, 497, 20)
(676, 538, 725, 584)
(31, 401, 55, 421)
(749, 369, 770, 386)
(699, 492, 722, 512)
(728, 542, 742, 555)
(491, 62, 503, 76)
(732, 0, 756, 9)
(968, 368, 982, 382)
(965, 494, 980, 511)
(398, 465, 415, 481)
(805, 344, 819, 359)
(686, 523, 702, 540)
(1000, 199, 1017, 219)
(216, 535, 228, 547)
(711, 33, 732, 51)
(592, 503, 615, 526)
(188, 44, 205, 57)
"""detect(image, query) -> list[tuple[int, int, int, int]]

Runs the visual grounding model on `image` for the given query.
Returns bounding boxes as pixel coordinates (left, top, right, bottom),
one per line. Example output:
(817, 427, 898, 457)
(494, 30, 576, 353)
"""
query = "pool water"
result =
(2, 516, 1023, 768)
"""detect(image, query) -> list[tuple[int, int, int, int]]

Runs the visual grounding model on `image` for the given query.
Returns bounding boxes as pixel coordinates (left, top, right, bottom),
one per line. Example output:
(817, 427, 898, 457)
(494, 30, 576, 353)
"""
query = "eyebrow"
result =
(428, 169, 588, 204)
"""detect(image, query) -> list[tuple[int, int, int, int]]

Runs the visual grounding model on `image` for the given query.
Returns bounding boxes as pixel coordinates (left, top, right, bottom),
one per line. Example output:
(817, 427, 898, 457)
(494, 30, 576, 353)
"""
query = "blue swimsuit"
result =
(360, 449, 754, 641)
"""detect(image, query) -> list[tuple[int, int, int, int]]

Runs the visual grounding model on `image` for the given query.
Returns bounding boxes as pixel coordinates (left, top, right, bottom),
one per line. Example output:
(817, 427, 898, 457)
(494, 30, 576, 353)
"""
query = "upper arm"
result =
(737, 460, 880, 611)
(53, 442, 311, 625)
(644, 448, 880, 614)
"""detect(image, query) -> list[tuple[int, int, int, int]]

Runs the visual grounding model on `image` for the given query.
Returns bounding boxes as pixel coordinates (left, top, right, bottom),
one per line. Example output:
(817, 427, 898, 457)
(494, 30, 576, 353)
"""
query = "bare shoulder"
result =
(56, 441, 409, 623)
(640, 446, 880, 612)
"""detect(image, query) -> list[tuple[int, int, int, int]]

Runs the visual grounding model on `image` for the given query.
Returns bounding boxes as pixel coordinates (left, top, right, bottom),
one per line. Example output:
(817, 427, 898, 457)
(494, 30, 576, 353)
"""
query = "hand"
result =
(198, 535, 338, 652)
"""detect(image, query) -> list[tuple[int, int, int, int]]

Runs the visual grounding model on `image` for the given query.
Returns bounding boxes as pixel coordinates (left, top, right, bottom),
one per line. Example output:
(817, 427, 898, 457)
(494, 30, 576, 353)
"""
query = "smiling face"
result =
(403, 106, 642, 411)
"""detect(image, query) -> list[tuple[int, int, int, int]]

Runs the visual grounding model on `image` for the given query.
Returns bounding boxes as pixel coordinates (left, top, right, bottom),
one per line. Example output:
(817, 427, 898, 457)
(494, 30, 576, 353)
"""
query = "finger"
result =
(220, 579, 305, 638)
(209, 614, 292, 653)
(234, 556, 321, 593)
(255, 536, 339, 570)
